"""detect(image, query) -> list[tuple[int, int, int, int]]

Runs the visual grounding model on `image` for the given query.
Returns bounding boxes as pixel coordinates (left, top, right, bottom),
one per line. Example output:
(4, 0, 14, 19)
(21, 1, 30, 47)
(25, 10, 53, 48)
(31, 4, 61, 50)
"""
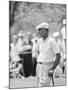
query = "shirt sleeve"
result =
(36, 40, 40, 52)
(34, 40, 40, 58)
(50, 38, 60, 55)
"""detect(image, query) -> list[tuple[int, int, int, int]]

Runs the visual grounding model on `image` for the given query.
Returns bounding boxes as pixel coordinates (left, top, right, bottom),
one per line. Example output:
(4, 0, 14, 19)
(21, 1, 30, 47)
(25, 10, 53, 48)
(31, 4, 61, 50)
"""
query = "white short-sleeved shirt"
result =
(32, 38, 38, 57)
(37, 36, 60, 63)
(16, 38, 28, 52)
(10, 43, 20, 62)
(16, 39, 24, 52)
(61, 39, 66, 59)
(61, 26, 66, 39)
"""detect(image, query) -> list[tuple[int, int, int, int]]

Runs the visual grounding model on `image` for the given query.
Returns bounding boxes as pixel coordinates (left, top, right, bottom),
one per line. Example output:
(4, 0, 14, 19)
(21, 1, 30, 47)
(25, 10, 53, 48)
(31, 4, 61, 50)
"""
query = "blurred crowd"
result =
(9, 19, 66, 79)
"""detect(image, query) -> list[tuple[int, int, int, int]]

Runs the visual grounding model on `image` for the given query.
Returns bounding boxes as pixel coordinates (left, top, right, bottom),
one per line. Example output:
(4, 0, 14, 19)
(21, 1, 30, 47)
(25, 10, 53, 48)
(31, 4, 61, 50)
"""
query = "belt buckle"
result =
(40, 62, 42, 64)
(38, 62, 42, 64)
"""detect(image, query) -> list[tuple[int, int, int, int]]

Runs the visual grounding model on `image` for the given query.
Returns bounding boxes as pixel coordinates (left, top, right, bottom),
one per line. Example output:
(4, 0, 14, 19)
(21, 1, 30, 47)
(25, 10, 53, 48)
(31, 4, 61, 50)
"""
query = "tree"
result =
(9, 1, 18, 27)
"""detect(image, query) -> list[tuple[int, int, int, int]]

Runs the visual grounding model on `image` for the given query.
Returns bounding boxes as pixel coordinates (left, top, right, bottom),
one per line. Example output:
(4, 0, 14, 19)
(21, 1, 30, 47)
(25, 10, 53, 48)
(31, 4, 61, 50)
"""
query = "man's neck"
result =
(43, 36, 48, 40)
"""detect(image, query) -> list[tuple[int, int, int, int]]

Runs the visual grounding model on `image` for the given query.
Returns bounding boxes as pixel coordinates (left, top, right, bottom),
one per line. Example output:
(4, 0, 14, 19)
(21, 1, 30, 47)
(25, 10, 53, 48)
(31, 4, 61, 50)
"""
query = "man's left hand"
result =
(48, 69, 54, 77)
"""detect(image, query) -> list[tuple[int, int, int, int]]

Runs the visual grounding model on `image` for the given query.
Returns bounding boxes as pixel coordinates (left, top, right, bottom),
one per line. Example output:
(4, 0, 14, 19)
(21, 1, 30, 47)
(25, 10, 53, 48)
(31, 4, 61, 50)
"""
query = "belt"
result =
(37, 62, 43, 64)
(37, 62, 54, 65)
(20, 52, 32, 54)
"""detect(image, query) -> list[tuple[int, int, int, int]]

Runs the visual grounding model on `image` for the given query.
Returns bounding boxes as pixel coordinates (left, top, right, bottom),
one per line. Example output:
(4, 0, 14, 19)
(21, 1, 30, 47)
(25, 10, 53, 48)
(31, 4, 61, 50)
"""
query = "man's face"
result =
(13, 38, 17, 44)
(19, 36, 24, 40)
(39, 28, 49, 39)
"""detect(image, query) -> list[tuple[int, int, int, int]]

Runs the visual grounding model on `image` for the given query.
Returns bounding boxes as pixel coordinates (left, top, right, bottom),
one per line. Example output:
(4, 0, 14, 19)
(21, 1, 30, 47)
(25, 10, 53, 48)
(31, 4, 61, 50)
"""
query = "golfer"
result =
(36, 22, 61, 87)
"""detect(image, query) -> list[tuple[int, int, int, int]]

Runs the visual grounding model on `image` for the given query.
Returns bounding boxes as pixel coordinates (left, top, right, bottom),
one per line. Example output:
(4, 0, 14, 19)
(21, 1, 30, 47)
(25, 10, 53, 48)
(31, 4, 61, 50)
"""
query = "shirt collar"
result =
(42, 34, 51, 41)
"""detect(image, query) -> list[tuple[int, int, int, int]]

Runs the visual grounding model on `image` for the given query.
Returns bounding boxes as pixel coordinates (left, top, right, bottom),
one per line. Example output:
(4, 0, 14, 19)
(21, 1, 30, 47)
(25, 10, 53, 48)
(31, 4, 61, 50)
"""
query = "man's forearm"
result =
(51, 53, 61, 70)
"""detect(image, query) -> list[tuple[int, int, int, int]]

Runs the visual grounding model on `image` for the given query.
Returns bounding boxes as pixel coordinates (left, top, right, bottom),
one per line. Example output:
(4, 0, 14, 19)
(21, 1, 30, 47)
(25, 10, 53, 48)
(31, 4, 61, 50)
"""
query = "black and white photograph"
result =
(9, 0, 66, 89)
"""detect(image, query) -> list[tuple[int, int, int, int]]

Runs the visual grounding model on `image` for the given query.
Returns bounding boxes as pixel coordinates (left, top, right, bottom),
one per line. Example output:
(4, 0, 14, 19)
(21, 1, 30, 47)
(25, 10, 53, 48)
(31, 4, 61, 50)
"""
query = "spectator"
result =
(52, 32, 62, 77)
(31, 36, 39, 76)
(22, 34, 33, 77)
(10, 35, 21, 78)
(60, 19, 66, 75)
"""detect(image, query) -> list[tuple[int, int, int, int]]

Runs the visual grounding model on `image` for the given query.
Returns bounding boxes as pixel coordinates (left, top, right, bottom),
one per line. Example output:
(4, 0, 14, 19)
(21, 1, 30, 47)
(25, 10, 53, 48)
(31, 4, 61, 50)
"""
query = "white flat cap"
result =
(12, 35, 17, 39)
(26, 32, 31, 35)
(18, 32, 25, 37)
(52, 32, 59, 38)
(63, 19, 66, 24)
(19, 30, 24, 33)
(36, 22, 49, 30)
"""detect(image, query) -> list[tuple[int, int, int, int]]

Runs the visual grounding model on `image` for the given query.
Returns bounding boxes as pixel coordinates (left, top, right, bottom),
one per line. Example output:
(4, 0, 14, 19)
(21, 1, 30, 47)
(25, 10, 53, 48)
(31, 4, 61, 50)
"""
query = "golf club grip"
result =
(52, 75, 54, 86)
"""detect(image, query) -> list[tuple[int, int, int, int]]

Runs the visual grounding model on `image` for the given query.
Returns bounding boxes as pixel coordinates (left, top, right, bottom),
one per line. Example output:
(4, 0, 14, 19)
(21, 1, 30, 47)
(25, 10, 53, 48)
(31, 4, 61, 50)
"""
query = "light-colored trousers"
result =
(36, 62, 53, 87)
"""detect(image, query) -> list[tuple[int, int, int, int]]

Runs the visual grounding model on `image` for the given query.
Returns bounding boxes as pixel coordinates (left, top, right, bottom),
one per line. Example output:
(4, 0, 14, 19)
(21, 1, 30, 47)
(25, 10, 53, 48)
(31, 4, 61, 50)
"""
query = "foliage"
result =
(9, 1, 66, 37)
